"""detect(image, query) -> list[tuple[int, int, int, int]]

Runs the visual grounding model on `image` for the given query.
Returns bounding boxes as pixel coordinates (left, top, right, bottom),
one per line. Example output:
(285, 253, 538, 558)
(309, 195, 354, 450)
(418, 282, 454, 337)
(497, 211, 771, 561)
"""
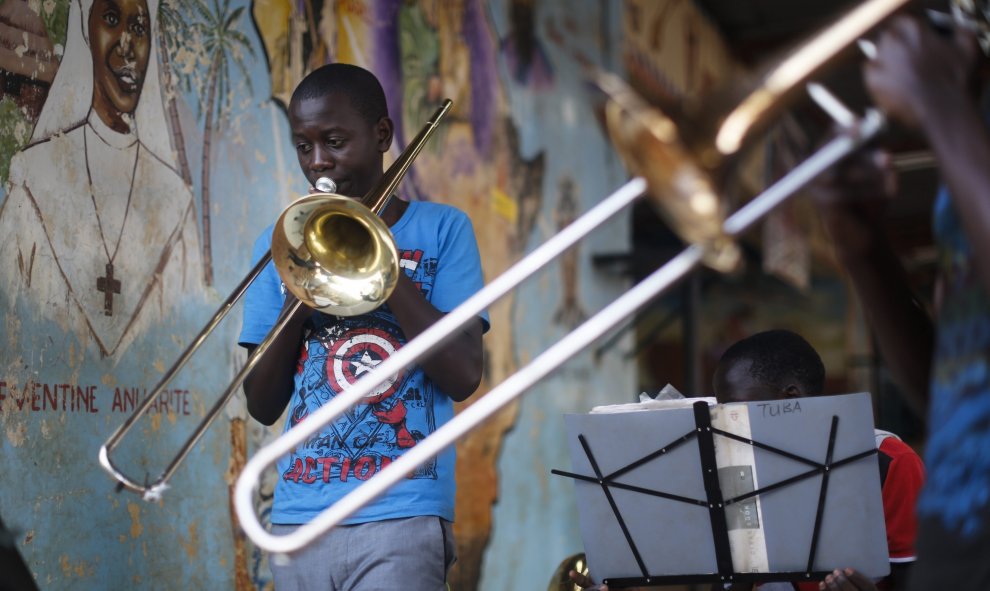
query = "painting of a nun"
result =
(0, 0, 203, 358)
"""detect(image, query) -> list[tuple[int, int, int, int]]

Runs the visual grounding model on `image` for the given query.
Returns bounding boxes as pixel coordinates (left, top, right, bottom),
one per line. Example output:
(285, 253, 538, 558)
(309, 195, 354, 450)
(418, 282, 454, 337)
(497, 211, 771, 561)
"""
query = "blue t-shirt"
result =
(909, 186, 990, 590)
(239, 200, 489, 524)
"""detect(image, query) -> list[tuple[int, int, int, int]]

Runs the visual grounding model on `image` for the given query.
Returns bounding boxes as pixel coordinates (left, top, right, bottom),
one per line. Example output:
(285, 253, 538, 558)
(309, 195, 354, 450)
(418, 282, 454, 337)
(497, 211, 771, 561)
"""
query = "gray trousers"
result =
(270, 516, 455, 591)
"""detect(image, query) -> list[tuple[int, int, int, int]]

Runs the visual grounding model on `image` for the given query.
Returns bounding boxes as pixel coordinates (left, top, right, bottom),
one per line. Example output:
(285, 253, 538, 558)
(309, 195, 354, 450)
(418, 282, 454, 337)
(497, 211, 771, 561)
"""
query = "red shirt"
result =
(791, 431, 924, 591)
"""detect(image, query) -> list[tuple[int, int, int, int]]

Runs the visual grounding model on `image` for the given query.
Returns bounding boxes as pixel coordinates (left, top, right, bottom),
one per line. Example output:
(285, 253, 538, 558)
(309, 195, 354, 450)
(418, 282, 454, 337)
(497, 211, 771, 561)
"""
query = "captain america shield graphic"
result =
(325, 327, 406, 404)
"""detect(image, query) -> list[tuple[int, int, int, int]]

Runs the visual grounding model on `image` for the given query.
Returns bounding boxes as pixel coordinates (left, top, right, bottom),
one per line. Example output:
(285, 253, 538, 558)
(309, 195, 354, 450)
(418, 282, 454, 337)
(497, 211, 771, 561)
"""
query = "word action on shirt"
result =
(282, 454, 407, 484)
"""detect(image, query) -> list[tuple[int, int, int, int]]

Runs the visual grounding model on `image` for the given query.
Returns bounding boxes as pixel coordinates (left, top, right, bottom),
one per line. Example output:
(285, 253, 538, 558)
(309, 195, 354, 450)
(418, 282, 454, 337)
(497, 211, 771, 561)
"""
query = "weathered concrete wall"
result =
(0, 0, 295, 588)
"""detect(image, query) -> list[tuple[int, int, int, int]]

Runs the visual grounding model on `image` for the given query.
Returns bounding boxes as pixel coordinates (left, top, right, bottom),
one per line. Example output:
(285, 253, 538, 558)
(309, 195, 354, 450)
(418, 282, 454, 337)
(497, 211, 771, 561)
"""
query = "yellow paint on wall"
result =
(180, 522, 199, 560)
(127, 502, 144, 538)
(491, 186, 518, 224)
(623, 0, 734, 97)
(252, 0, 291, 69)
(335, 1, 370, 66)
(57, 554, 93, 579)
(6, 422, 27, 446)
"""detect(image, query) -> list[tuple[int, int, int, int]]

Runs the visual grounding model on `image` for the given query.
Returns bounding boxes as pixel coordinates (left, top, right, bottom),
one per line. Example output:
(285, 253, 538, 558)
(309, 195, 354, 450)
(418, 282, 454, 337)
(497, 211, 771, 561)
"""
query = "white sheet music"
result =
(712, 403, 771, 573)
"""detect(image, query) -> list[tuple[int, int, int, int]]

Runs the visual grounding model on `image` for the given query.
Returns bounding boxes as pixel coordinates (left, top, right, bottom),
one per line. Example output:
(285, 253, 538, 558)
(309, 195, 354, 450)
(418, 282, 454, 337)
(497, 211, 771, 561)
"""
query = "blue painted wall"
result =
(0, 0, 300, 587)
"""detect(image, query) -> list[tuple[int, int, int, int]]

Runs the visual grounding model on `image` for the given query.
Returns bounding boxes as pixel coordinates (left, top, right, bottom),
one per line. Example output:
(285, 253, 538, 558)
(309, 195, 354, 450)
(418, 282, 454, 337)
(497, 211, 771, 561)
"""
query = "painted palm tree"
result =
(190, 0, 254, 285)
(157, 0, 195, 187)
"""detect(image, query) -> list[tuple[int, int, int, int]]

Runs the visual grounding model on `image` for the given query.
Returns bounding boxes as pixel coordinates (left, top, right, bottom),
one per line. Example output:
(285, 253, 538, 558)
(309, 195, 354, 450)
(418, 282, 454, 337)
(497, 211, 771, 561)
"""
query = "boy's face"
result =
(713, 358, 800, 404)
(288, 92, 393, 198)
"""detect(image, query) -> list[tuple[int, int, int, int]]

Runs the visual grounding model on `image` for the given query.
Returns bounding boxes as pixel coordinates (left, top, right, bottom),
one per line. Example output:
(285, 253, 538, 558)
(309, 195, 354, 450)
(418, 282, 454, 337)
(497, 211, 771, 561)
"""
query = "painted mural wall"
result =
(0, 0, 642, 589)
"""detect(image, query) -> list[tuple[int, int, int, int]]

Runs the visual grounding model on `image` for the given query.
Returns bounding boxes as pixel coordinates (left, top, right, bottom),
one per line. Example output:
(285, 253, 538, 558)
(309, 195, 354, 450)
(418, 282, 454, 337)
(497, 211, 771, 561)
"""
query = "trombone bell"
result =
(272, 194, 399, 316)
(598, 72, 740, 272)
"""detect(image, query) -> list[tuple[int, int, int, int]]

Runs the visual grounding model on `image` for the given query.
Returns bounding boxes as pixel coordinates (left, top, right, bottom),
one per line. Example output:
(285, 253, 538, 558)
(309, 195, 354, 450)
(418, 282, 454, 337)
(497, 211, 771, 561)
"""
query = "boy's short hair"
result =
(290, 63, 389, 125)
(718, 329, 826, 395)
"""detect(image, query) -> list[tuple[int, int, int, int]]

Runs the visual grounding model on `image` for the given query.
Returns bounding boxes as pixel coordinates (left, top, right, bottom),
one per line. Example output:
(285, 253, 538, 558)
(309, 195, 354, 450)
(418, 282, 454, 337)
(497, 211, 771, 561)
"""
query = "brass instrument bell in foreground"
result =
(597, 0, 913, 272)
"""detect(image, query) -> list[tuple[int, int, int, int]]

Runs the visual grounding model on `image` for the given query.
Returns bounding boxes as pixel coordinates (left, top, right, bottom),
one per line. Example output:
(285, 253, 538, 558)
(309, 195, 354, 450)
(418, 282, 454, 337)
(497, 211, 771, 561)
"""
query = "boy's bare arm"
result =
(865, 16, 990, 296)
(812, 149, 934, 415)
(242, 295, 313, 425)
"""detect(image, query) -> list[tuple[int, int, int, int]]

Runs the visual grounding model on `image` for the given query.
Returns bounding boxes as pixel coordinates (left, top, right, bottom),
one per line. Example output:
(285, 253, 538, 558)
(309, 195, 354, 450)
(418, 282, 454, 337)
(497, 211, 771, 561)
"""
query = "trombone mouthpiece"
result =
(315, 177, 337, 193)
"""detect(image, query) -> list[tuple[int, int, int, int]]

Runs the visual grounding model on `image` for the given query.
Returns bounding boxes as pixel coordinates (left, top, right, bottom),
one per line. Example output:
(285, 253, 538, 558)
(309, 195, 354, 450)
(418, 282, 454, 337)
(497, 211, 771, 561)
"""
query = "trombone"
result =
(98, 100, 453, 500)
(234, 0, 910, 554)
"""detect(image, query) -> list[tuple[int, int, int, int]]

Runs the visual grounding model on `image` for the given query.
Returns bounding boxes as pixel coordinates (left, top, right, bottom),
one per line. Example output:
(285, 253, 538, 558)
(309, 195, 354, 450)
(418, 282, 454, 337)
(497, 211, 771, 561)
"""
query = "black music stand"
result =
(553, 393, 888, 588)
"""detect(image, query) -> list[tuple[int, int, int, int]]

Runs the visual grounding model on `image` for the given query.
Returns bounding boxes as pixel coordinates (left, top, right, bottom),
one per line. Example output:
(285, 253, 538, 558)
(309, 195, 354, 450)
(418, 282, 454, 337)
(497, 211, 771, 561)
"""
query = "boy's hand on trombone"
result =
(864, 14, 981, 130)
(809, 148, 897, 263)
(278, 290, 314, 324)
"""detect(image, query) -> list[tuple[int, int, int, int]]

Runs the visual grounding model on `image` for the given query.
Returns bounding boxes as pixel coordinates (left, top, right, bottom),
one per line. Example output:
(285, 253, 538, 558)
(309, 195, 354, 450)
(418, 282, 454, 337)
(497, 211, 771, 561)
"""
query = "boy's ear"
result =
(376, 116, 394, 152)
(783, 384, 803, 399)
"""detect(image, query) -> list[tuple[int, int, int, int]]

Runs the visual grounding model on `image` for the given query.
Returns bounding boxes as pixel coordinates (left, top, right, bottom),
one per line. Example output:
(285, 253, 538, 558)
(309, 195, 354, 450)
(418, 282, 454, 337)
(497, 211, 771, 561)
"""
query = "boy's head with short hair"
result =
(713, 329, 826, 404)
(288, 63, 394, 198)
(290, 63, 389, 126)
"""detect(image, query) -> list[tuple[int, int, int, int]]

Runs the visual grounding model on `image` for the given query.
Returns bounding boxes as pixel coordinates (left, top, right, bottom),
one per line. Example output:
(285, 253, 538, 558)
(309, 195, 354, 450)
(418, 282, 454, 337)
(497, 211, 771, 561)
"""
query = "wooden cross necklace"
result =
(84, 125, 139, 316)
